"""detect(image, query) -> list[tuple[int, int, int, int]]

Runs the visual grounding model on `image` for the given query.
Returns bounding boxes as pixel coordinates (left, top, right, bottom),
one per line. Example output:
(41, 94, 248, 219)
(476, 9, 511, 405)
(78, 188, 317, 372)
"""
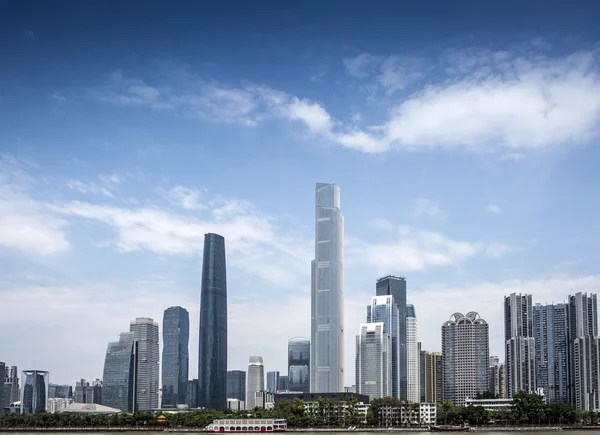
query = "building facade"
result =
(162, 306, 189, 407)
(406, 304, 420, 403)
(0, 362, 3, 414)
(198, 233, 228, 410)
(533, 303, 570, 404)
(367, 295, 400, 399)
(442, 312, 489, 405)
(419, 348, 442, 404)
(376, 275, 407, 399)
(288, 337, 310, 393)
(246, 356, 265, 410)
(48, 384, 72, 399)
(74, 379, 102, 404)
(488, 357, 506, 399)
(266, 371, 280, 393)
(569, 292, 599, 411)
(277, 376, 288, 392)
(130, 317, 159, 411)
(356, 322, 390, 400)
(20, 370, 49, 414)
(227, 370, 246, 402)
(311, 183, 344, 393)
(505, 293, 536, 397)
(187, 379, 199, 409)
(102, 332, 138, 412)
(3, 365, 19, 411)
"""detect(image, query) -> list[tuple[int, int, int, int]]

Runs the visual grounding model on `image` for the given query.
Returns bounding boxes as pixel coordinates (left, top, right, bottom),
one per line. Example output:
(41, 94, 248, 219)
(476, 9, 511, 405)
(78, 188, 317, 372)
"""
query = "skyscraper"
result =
(130, 317, 160, 411)
(442, 312, 489, 405)
(3, 365, 19, 410)
(0, 362, 4, 414)
(311, 183, 344, 393)
(367, 295, 400, 398)
(505, 293, 536, 397)
(266, 371, 279, 393)
(288, 337, 310, 393)
(406, 304, 420, 403)
(246, 356, 264, 410)
(20, 370, 49, 414)
(226, 370, 246, 402)
(74, 379, 102, 404)
(376, 275, 407, 399)
(277, 376, 288, 392)
(162, 306, 190, 408)
(356, 322, 390, 400)
(568, 292, 599, 411)
(187, 379, 199, 409)
(533, 303, 570, 404)
(198, 233, 228, 410)
(102, 332, 138, 412)
(488, 357, 506, 399)
(419, 348, 442, 403)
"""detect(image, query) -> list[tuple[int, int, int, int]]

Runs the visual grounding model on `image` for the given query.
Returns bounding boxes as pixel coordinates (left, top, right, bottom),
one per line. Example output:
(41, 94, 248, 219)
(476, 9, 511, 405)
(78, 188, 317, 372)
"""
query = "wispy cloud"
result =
(66, 174, 123, 198)
(89, 44, 600, 156)
(0, 155, 69, 254)
(158, 185, 205, 210)
(411, 198, 446, 219)
(485, 204, 502, 214)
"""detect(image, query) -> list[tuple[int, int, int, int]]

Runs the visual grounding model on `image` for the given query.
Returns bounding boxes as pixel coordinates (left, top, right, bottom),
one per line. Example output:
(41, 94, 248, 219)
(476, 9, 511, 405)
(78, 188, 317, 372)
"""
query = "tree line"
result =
(1, 393, 598, 428)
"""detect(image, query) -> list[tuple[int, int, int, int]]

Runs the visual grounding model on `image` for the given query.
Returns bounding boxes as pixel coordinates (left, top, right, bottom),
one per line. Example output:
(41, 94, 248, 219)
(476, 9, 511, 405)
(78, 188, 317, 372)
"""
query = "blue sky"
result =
(2, 0, 600, 386)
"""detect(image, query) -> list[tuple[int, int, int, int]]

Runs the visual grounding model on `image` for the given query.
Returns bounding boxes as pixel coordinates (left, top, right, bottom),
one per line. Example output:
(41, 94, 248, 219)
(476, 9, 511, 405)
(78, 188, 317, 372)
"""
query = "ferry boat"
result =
(430, 423, 470, 432)
(204, 419, 287, 433)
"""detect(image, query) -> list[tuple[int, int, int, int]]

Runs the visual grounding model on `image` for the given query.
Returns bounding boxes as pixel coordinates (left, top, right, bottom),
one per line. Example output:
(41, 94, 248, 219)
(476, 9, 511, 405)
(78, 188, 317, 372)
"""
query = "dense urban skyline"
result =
(2, 1, 600, 387)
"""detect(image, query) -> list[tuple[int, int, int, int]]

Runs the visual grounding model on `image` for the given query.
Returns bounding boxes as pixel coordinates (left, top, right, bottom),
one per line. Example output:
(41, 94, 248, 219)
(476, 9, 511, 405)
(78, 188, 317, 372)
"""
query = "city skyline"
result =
(3, 1, 600, 387)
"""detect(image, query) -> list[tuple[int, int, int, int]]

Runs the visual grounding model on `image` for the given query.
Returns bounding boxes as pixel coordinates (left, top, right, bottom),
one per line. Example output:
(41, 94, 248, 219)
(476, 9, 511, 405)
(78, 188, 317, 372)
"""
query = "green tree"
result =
(512, 391, 546, 424)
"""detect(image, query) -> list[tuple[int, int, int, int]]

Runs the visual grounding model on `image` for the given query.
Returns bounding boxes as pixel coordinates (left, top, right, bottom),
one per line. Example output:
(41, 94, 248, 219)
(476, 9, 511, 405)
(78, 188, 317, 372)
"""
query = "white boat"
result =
(204, 419, 287, 433)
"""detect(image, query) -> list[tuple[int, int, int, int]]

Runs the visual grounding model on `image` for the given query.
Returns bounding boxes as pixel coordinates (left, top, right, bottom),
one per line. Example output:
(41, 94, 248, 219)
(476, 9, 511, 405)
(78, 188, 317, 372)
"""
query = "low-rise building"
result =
(227, 398, 245, 411)
(47, 398, 73, 413)
(419, 403, 437, 425)
(464, 397, 512, 412)
(254, 390, 274, 409)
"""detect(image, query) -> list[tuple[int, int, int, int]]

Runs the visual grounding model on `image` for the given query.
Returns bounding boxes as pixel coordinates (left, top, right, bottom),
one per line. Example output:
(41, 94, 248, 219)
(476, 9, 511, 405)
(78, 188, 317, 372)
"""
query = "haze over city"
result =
(2, 0, 600, 390)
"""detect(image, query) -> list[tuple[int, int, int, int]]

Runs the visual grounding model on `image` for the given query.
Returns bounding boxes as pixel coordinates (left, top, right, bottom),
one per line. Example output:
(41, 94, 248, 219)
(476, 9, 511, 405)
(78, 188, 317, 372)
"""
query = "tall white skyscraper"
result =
(246, 356, 264, 410)
(311, 183, 344, 393)
(130, 317, 160, 411)
(356, 322, 390, 400)
(406, 304, 420, 403)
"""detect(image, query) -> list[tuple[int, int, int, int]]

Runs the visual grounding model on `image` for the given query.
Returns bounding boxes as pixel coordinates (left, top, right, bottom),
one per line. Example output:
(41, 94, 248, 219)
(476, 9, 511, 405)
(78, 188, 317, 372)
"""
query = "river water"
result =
(1, 431, 595, 435)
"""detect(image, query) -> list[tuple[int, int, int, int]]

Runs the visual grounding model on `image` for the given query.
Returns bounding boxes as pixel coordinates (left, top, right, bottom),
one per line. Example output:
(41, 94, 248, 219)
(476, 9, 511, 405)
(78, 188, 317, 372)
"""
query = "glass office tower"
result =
(162, 306, 190, 407)
(227, 370, 246, 402)
(376, 275, 407, 399)
(198, 233, 228, 410)
(311, 183, 344, 393)
(102, 332, 138, 413)
(20, 370, 49, 414)
(288, 337, 310, 393)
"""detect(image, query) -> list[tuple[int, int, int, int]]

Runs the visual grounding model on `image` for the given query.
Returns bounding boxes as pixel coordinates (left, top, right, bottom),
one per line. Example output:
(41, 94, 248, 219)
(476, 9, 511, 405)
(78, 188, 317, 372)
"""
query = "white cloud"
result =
(486, 204, 502, 214)
(66, 173, 123, 198)
(159, 185, 204, 210)
(343, 53, 381, 78)
(411, 198, 445, 219)
(285, 97, 334, 135)
(0, 156, 69, 255)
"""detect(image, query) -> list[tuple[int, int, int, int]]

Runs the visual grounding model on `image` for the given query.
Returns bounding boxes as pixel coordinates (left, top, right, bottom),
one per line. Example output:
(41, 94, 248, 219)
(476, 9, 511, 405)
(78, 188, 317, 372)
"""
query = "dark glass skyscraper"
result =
(162, 306, 190, 408)
(226, 370, 246, 402)
(20, 370, 49, 414)
(376, 275, 407, 399)
(288, 338, 310, 393)
(102, 332, 138, 413)
(198, 233, 228, 411)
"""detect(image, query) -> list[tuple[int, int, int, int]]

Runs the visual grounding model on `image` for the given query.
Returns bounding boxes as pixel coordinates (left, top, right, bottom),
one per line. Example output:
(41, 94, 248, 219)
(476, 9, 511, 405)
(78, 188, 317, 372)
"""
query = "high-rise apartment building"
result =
(198, 233, 228, 410)
(533, 303, 570, 404)
(266, 371, 279, 393)
(102, 332, 138, 412)
(227, 370, 246, 402)
(0, 362, 4, 414)
(162, 306, 189, 407)
(3, 365, 19, 410)
(246, 356, 264, 410)
(130, 317, 159, 411)
(356, 322, 390, 400)
(442, 312, 489, 405)
(419, 348, 442, 403)
(488, 357, 506, 399)
(20, 370, 49, 414)
(505, 293, 536, 397)
(311, 183, 344, 393)
(406, 304, 420, 403)
(367, 295, 400, 398)
(568, 292, 599, 411)
(288, 337, 310, 393)
(376, 275, 407, 399)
